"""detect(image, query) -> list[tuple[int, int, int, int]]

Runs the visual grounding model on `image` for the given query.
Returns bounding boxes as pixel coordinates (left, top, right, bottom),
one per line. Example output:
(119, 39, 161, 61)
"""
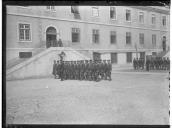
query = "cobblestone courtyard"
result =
(6, 72, 169, 124)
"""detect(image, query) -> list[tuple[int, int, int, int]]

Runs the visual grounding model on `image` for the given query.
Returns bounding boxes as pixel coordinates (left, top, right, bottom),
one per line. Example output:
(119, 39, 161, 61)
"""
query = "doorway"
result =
(46, 27, 57, 48)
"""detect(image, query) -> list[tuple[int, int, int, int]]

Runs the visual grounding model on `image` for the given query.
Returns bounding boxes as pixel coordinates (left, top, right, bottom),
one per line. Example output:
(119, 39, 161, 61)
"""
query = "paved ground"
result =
(6, 72, 169, 124)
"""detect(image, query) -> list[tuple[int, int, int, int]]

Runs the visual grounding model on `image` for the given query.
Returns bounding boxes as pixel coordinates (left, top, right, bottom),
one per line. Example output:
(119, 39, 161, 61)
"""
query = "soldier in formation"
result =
(133, 58, 145, 70)
(52, 60, 112, 81)
(133, 57, 170, 71)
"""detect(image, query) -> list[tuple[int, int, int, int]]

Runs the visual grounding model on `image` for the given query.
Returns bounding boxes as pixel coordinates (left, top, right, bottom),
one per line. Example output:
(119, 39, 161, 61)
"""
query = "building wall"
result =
(6, 6, 170, 64)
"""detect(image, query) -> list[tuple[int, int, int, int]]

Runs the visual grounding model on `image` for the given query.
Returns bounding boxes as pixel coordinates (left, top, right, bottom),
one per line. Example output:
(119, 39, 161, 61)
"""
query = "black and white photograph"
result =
(4, 2, 170, 126)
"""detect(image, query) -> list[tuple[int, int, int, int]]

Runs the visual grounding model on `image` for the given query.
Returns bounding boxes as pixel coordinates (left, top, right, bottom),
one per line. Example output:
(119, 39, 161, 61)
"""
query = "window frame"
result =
(139, 33, 144, 45)
(111, 53, 118, 64)
(152, 34, 156, 46)
(151, 14, 156, 25)
(92, 7, 99, 17)
(71, 28, 80, 43)
(162, 15, 166, 26)
(46, 6, 56, 11)
(138, 11, 144, 24)
(110, 31, 117, 44)
(17, 22, 32, 42)
(126, 9, 131, 22)
(110, 6, 117, 20)
(92, 29, 99, 44)
(126, 52, 132, 63)
(126, 32, 131, 45)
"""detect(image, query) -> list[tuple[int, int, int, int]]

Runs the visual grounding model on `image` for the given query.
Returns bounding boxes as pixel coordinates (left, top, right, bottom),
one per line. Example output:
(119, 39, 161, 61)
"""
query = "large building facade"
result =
(6, 6, 170, 65)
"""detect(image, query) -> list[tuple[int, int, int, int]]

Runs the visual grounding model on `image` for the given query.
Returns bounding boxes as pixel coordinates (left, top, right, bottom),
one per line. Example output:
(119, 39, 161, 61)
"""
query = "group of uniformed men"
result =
(133, 57, 170, 71)
(52, 60, 112, 81)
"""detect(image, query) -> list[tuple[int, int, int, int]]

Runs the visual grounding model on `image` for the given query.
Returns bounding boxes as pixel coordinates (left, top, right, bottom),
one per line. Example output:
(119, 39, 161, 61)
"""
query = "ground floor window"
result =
(72, 28, 80, 43)
(19, 23, 31, 41)
(93, 52, 101, 61)
(19, 52, 32, 58)
(152, 52, 157, 56)
(140, 52, 145, 59)
(126, 52, 132, 63)
(111, 53, 117, 64)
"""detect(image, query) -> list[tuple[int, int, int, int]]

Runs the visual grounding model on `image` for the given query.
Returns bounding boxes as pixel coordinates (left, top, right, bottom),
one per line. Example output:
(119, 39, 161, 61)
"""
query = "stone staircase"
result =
(6, 47, 90, 80)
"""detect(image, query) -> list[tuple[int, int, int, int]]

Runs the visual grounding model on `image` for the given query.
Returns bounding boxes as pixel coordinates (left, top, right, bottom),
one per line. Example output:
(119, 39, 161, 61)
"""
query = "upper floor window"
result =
(139, 33, 144, 44)
(126, 9, 131, 21)
(92, 7, 99, 17)
(19, 23, 31, 41)
(152, 34, 156, 46)
(151, 14, 156, 25)
(46, 6, 55, 10)
(126, 32, 131, 44)
(110, 7, 116, 19)
(72, 28, 80, 43)
(92, 29, 99, 43)
(71, 6, 79, 14)
(139, 12, 144, 23)
(110, 31, 116, 44)
(162, 16, 166, 26)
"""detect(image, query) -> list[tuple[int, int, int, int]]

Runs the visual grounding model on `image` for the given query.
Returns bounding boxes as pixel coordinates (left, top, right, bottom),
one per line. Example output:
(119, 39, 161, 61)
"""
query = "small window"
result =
(139, 12, 144, 23)
(126, 32, 131, 44)
(139, 33, 144, 44)
(126, 9, 131, 21)
(111, 53, 117, 64)
(152, 52, 157, 56)
(19, 23, 31, 41)
(152, 34, 156, 46)
(92, 29, 99, 43)
(110, 7, 116, 19)
(19, 52, 32, 58)
(72, 28, 80, 43)
(151, 14, 156, 25)
(126, 52, 132, 63)
(71, 6, 79, 14)
(110, 31, 116, 44)
(162, 16, 166, 26)
(46, 6, 55, 10)
(92, 7, 99, 17)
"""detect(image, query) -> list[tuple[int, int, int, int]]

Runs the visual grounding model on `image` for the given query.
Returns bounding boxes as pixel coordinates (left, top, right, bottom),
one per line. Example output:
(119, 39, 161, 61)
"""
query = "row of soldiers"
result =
(52, 60, 112, 81)
(133, 57, 170, 71)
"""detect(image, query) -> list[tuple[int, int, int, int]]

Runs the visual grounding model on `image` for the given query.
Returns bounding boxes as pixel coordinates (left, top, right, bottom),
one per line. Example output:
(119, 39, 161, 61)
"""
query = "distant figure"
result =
(146, 59, 150, 71)
(58, 39, 63, 47)
(52, 60, 57, 79)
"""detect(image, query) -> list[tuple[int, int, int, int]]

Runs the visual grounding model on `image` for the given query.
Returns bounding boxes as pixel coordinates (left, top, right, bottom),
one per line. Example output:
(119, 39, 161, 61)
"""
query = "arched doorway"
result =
(162, 36, 166, 51)
(46, 27, 57, 48)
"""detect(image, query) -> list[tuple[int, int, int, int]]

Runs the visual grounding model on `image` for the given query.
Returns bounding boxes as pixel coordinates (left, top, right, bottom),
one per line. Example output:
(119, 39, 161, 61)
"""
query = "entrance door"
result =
(93, 52, 101, 61)
(46, 27, 57, 48)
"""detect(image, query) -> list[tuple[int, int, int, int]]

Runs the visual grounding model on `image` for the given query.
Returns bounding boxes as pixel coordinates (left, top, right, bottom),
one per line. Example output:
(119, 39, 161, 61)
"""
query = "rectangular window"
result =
(126, 32, 131, 44)
(152, 52, 157, 56)
(139, 33, 144, 44)
(19, 52, 32, 58)
(152, 14, 156, 25)
(110, 31, 116, 44)
(152, 34, 156, 46)
(140, 52, 145, 59)
(92, 7, 99, 17)
(72, 28, 80, 43)
(139, 12, 144, 23)
(19, 23, 31, 41)
(71, 6, 79, 14)
(126, 52, 132, 63)
(93, 52, 101, 61)
(126, 9, 131, 21)
(46, 6, 55, 10)
(110, 7, 116, 19)
(162, 16, 166, 26)
(92, 29, 99, 43)
(111, 53, 117, 64)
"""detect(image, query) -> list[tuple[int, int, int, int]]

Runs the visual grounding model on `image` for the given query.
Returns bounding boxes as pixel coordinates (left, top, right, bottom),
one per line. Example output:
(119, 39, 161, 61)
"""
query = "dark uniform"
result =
(146, 59, 150, 71)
